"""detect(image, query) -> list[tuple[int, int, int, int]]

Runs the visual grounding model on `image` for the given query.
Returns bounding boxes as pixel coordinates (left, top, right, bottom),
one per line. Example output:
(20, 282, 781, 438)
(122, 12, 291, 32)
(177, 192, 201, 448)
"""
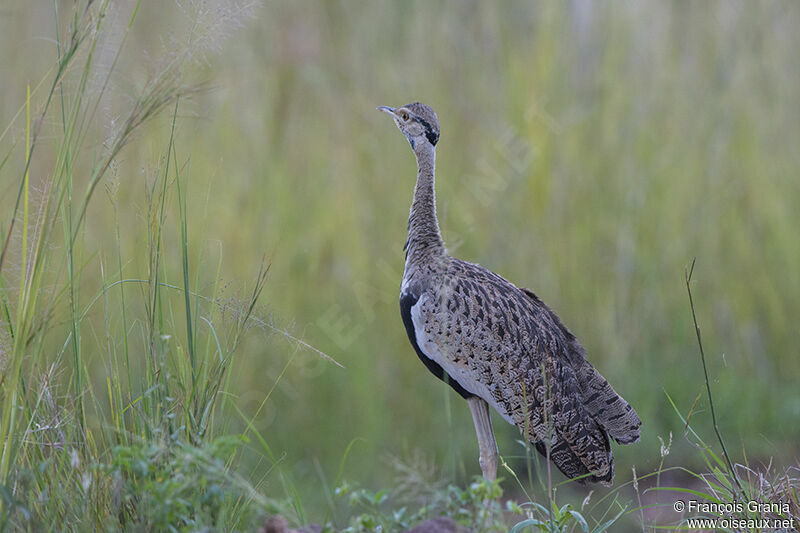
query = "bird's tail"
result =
(534, 433, 613, 485)
(522, 349, 617, 485)
(575, 363, 641, 445)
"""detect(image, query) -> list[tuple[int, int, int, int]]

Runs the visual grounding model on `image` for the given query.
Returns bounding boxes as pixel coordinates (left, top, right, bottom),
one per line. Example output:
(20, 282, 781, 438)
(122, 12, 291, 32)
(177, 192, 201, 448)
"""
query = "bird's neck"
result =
(406, 144, 445, 263)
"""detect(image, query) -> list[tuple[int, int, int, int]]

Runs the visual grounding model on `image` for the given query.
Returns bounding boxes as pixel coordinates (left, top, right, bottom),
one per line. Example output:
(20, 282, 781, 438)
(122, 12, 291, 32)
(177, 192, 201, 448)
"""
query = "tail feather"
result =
(523, 343, 616, 485)
(576, 363, 641, 444)
(533, 430, 613, 485)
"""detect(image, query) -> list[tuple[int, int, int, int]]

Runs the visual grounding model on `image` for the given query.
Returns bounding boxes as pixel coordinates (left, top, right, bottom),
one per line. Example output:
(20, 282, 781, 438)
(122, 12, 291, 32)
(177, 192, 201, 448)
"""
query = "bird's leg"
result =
(467, 397, 499, 482)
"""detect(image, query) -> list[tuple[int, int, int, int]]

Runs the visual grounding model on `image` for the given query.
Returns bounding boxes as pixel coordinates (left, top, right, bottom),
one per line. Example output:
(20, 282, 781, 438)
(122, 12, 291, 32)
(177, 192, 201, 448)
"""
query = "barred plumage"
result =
(380, 102, 640, 485)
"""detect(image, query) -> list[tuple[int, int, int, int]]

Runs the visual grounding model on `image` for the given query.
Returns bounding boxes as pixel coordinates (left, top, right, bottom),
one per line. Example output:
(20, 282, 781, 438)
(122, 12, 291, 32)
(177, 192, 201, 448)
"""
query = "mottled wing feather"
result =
(515, 288, 641, 444)
(412, 257, 638, 484)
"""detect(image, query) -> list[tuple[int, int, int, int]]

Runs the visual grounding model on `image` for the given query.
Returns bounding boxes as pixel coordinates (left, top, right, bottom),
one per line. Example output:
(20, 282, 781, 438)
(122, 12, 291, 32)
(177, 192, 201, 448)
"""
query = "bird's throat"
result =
(406, 145, 444, 264)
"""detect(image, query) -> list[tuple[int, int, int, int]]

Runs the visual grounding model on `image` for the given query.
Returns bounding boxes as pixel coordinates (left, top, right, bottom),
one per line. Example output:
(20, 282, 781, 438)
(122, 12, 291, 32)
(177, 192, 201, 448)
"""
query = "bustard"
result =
(378, 102, 641, 485)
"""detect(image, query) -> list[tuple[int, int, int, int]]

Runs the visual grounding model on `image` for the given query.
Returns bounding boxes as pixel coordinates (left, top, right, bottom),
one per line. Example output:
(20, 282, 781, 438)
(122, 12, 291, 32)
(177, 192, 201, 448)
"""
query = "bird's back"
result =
(406, 256, 640, 484)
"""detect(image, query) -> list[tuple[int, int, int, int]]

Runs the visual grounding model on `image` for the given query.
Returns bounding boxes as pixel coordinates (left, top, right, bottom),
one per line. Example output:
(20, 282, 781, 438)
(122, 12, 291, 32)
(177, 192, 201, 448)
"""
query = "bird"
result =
(378, 102, 641, 485)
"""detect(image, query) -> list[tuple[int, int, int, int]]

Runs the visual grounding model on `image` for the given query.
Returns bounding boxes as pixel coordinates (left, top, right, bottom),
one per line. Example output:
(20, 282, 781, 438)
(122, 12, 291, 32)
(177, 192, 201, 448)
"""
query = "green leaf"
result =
(511, 518, 547, 533)
(567, 509, 589, 532)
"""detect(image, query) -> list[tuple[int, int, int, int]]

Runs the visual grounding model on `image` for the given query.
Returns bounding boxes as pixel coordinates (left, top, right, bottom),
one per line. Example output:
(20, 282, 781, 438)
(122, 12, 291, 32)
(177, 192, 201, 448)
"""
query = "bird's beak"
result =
(377, 106, 396, 117)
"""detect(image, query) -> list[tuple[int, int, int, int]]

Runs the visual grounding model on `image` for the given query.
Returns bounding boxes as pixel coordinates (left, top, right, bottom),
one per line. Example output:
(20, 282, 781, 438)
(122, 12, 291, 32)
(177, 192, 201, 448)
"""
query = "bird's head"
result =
(378, 102, 440, 151)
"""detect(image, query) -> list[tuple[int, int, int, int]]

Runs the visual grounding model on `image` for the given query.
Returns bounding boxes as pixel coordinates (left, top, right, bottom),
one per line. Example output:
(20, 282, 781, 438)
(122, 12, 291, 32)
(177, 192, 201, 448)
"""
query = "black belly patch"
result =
(400, 292, 474, 399)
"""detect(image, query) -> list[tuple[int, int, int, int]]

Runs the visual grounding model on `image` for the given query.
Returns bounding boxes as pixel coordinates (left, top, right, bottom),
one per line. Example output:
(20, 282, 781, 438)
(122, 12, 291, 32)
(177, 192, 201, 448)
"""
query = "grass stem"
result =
(685, 258, 745, 498)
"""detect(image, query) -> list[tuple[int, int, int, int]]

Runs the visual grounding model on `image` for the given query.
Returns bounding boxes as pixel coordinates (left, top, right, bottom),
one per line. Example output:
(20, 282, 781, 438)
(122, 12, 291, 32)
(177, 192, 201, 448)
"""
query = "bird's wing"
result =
(411, 258, 628, 483)
(522, 287, 641, 445)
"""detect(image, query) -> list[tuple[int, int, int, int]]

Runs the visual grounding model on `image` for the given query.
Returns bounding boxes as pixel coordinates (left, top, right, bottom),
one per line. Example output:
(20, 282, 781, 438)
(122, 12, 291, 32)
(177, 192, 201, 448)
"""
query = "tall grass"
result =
(0, 1, 313, 529)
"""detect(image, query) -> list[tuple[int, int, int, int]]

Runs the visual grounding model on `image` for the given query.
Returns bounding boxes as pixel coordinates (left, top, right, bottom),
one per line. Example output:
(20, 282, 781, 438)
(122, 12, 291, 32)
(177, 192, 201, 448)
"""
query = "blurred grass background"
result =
(1, 0, 799, 527)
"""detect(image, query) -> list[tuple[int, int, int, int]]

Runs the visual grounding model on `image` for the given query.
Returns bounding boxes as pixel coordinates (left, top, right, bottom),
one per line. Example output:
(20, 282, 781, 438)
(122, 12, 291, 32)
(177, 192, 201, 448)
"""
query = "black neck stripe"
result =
(413, 115, 439, 146)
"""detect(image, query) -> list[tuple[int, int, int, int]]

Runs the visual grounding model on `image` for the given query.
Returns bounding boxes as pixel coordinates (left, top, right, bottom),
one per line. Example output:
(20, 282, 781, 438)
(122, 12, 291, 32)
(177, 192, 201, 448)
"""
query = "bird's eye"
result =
(401, 112, 409, 121)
